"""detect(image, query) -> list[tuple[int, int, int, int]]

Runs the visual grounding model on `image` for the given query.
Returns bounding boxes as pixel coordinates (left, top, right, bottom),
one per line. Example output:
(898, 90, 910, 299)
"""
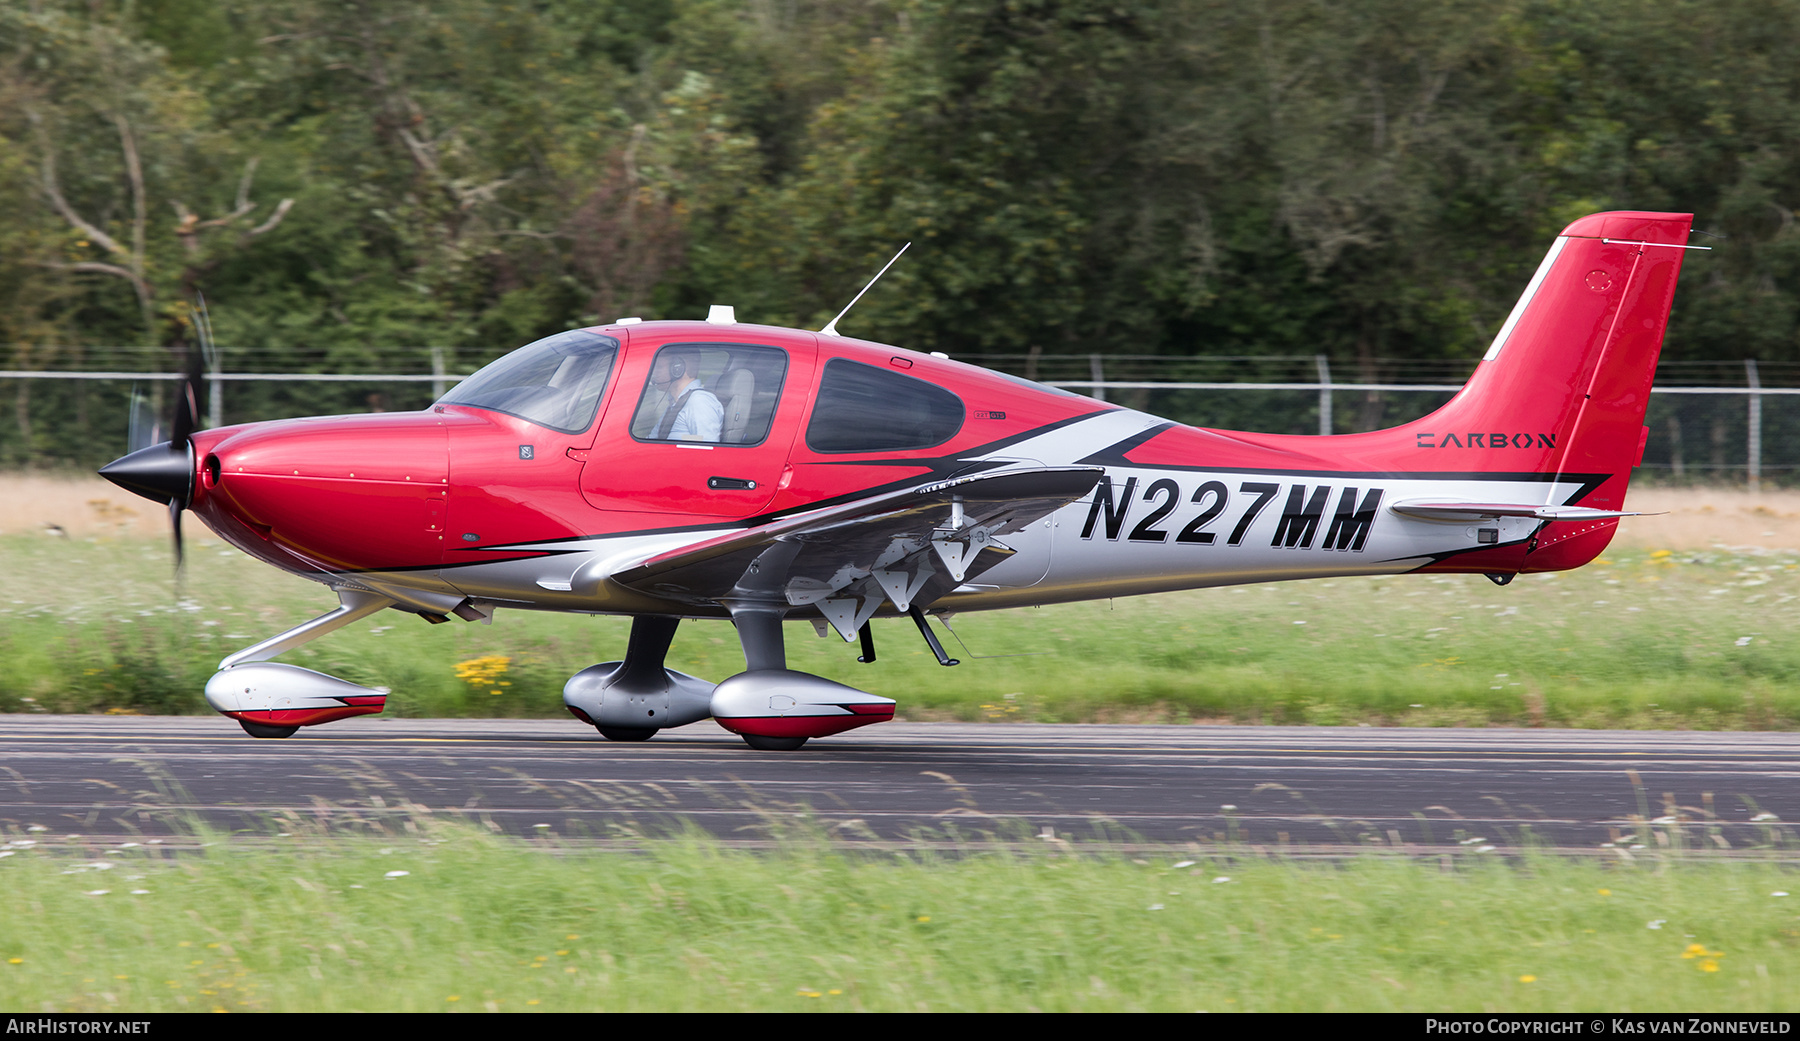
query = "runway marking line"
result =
(3, 735, 1797, 766)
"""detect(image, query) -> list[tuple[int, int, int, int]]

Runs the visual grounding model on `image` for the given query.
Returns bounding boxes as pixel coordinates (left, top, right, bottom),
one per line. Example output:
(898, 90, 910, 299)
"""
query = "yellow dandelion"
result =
(7, 958, 21, 965)
(1519, 975, 1537, 983)
(1700, 960, 1720, 972)
(916, 915, 930, 923)
(447, 995, 461, 1002)
(455, 655, 513, 691)
(1598, 888, 1611, 896)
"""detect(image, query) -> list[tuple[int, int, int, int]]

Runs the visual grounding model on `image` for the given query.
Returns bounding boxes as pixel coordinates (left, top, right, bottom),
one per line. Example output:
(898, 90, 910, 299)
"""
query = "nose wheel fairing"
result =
(204, 661, 389, 729)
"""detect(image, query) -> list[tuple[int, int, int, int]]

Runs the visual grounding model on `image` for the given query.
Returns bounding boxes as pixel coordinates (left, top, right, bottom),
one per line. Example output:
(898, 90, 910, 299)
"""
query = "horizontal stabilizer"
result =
(1389, 500, 1647, 523)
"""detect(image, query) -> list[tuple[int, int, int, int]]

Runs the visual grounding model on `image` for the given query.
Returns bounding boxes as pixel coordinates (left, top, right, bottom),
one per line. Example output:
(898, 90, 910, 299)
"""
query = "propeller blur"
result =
(101, 212, 1697, 748)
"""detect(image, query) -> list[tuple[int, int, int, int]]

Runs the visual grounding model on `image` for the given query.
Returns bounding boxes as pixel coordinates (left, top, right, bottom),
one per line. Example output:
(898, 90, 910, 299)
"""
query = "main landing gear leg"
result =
(595, 616, 678, 742)
(724, 605, 807, 750)
(562, 615, 716, 740)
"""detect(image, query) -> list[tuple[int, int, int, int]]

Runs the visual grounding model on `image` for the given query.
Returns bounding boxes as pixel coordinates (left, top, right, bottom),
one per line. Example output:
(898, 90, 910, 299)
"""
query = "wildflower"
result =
(1682, 942, 1724, 971)
(1212, 876, 1231, 884)
(1647, 920, 1666, 930)
(384, 871, 409, 879)
(1598, 889, 1611, 896)
(8, 958, 21, 965)
(454, 655, 514, 695)
(1519, 975, 1537, 983)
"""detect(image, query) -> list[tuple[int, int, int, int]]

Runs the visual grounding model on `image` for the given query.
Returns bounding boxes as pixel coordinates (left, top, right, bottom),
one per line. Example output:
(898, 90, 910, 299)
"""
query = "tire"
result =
(597, 726, 658, 742)
(741, 734, 808, 751)
(239, 720, 298, 739)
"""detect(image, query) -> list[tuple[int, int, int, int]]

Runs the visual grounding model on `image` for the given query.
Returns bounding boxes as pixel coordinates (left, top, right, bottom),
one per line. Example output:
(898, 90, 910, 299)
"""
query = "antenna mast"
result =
(820, 242, 910, 337)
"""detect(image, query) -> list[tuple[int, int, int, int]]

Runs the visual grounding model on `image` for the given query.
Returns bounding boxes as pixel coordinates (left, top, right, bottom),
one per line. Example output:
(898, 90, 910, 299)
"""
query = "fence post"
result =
(431, 346, 447, 400)
(1316, 355, 1333, 436)
(1089, 353, 1106, 403)
(208, 358, 223, 429)
(1746, 359, 1762, 493)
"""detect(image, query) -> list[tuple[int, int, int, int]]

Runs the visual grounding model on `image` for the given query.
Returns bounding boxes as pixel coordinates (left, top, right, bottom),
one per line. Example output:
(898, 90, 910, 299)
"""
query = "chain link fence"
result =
(3, 348, 1796, 485)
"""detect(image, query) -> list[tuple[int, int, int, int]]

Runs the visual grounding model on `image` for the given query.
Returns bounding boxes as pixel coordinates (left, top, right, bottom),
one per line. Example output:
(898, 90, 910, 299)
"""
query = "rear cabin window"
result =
(805, 358, 965, 453)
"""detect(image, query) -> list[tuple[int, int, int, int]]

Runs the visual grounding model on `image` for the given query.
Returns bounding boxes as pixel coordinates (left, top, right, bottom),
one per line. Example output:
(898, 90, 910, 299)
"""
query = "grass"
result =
(1, 819, 1797, 1013)
(5, 531, 1800, 729)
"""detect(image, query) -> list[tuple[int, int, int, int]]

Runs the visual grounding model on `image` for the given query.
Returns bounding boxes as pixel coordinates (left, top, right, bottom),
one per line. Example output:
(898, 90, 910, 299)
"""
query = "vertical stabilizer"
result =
(1408, 212, 1692, 488)
(1403, 210, 1695, 569)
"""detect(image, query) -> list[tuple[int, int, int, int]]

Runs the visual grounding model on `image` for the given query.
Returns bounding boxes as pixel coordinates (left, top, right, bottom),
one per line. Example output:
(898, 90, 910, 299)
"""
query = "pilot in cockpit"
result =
(649, 348, 723, 442)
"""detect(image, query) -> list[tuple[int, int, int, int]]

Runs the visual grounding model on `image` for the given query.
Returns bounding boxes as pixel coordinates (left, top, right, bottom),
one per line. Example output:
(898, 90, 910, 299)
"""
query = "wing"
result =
(609, 465, 1103, 636)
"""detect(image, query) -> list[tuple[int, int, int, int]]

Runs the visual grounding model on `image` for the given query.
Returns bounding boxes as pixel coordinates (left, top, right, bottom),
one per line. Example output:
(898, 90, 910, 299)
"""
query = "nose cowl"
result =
(99, 440, 194, 507)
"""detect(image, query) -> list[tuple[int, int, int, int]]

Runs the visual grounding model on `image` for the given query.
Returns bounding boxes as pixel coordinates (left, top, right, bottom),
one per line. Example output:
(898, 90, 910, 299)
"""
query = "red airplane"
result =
(100, 210, 1697, 748)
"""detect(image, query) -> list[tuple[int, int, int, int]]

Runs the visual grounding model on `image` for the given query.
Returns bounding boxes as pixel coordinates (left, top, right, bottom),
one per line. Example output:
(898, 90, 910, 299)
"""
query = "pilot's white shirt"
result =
(667, 380, 724, 442)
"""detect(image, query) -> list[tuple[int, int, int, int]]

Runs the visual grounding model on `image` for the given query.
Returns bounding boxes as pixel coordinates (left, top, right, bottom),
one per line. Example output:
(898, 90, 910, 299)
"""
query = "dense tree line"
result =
(2, 0, 1798, 464)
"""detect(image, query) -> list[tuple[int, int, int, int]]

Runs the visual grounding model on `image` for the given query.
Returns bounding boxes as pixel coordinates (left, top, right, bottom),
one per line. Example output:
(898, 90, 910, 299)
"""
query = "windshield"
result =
(437, 330, 619, 433)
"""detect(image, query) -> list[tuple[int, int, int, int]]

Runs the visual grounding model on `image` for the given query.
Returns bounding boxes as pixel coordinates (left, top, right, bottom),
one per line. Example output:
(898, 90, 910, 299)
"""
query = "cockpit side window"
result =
(629, 344, 789, 446)
(805, 358, 965, 453)
(437, 330, 618, 434)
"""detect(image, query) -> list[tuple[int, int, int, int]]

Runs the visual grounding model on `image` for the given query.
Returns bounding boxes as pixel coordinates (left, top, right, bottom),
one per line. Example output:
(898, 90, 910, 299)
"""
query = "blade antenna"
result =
(820, 242, 910, 337)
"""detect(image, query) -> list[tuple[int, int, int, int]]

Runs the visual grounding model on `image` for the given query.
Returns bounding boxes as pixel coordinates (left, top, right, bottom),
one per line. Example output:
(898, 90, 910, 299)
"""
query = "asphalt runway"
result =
(2, 715, 1797, 850)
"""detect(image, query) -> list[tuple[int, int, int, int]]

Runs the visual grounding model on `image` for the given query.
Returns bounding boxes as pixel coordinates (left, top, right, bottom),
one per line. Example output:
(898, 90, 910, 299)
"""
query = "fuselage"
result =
(183, 318, 1622, 621)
